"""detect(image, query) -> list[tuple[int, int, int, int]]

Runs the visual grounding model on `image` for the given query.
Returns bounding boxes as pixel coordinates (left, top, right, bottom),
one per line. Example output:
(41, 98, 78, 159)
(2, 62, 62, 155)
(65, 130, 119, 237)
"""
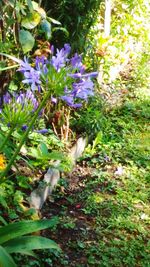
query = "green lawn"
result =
(15, 87, 150, 267)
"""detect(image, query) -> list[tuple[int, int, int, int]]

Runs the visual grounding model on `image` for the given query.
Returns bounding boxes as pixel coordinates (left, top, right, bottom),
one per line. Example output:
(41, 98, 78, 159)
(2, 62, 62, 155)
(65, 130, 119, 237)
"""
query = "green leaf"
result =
(40, 19, 51, 40)
(21, 11, 41, 29)
(19, 30, 35, 53)
(40, 143, 49, 156)
(48, 151, 64, 160)
(52, 27, 69, 37)
(0, 246, 17, 267)
(18, 250, 37, 257)
(27, 0, 33, 12)
(0, 218, 58, 244)
(0, 53, 22, 64)
(47, 17, 61, 25)
(0, 65, 19, 72)
(32, 1, 46, 19)
(29, 147, 41, 159)
(0, 216, 7, 226)
(4, 236, 60, 253)
(31, 1, 38, 9)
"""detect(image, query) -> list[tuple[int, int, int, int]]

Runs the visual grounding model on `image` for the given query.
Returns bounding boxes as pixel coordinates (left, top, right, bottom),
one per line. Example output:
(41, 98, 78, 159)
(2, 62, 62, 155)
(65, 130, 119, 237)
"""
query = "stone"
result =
(70, 136, 87, 163)
(30, 167, 60, 210)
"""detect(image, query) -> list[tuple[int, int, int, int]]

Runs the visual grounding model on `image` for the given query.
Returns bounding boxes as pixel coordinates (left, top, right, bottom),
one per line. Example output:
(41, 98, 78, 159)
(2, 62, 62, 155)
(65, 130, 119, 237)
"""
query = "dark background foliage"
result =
(42, 0, 102, 52)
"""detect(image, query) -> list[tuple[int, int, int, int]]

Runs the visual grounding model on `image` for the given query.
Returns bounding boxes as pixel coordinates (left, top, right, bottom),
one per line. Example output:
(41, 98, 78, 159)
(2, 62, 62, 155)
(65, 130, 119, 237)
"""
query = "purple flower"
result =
(35, 56, 48, 74)
(61, 95, 82, 108)
(69, 73, 82, 79)
(3, 92, 11, 104)
(70, 53, 85, 74)
(61, 95, 74, 106)
(35, 56, 45, 68)
(72, 79, 94, 100)
(36, 129, 48, 134)
(51, 43, 71, 72)
(81, 72, 98, 78)
(3, 90, 38, 113)
(22, 68, 41, 91)
(1, 90, 39, 127)
(64, 43, 71, 54)
(51, 45, 54, 54)
(22, 125, 28, 131)
(51, 96, 57, 104)
(69, 71, 98, 79)
(18, 57, 41, 91)
(71, 53, 82, 68)
(18, 57, 32, 73)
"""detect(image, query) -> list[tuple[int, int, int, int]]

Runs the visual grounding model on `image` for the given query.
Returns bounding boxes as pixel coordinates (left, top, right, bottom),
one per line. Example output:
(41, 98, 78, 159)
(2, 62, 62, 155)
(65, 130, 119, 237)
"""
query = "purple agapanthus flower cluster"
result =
(0, 90, 39, 127)
(2, 90, 38, 111)
(18, 43, 98, 108)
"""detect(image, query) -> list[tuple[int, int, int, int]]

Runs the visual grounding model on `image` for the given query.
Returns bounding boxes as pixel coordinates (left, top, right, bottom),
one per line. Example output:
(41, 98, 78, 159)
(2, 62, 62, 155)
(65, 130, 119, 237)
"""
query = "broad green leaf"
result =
(0, 246, 17, 267)
(40, 19, 51, 40)
(21, 11, 41, 29)
(4, 236, 60, 253)
(48, 151, 64, 160)
(0, 218, 58, 244)
(40, 143, 49, 156)
(19, 30, 35, 53)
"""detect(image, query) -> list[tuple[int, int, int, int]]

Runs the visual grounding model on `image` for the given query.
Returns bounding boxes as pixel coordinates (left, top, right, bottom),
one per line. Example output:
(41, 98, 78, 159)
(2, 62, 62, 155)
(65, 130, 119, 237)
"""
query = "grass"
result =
(14, 87, 150, 266)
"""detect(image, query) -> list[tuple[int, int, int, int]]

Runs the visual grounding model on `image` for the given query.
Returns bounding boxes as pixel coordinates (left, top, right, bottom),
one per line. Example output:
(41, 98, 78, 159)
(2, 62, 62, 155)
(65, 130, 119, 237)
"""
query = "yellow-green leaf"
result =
(21, 11, 41, 29)
(32, 1, 46, 19)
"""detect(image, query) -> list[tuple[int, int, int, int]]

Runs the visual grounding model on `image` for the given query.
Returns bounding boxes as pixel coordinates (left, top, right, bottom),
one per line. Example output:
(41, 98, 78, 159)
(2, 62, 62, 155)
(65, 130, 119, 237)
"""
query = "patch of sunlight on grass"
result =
(109, 215, 148, 233)
(134, 87, 150, 101)
(87, 192, 114, 204)
(134, 131, 150, 151)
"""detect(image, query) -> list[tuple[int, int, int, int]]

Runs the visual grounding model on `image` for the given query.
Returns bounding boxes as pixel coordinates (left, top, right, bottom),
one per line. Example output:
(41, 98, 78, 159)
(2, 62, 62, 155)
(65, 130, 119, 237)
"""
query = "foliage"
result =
(0, 0, 150, 266)
(0, 218, 60, 267)
(84, 0, 150, 85)
(0, 0, 62, 55)
(42, 0, 102, 52)
(71, 95, 104, 139)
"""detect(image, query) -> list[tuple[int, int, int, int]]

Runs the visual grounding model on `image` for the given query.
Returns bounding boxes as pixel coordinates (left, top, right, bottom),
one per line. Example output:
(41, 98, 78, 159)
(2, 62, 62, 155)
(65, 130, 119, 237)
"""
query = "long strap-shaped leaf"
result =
(0, 53, 22, 64)
(0, 218, 58, 244)
(4, 236, 60, 253)
(0, 246, 17, 267)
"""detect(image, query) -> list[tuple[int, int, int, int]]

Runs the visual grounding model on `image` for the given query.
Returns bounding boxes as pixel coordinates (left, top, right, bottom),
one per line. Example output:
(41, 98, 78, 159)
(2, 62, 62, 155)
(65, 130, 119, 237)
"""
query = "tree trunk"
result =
(104, 0, 111, 37)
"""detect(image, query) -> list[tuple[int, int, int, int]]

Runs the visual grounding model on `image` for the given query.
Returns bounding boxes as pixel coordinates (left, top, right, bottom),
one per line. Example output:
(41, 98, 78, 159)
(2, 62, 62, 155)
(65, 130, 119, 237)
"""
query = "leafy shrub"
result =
(43, 0, 102, 52)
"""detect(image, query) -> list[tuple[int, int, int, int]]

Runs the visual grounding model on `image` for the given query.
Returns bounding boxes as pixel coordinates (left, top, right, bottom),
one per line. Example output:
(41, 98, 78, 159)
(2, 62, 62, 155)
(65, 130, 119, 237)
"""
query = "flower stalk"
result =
(0, 125, 15, 152)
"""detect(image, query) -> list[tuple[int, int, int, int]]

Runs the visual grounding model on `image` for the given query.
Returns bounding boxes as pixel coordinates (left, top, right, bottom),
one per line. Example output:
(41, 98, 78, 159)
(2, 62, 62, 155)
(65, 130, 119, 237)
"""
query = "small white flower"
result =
(115, 166, 124, 176)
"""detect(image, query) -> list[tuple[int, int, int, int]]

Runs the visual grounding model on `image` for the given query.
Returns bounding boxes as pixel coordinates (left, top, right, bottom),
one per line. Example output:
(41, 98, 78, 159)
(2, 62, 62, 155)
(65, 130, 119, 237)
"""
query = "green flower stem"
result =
(0, 89, 52, 180)
(0, 126, 15, 152)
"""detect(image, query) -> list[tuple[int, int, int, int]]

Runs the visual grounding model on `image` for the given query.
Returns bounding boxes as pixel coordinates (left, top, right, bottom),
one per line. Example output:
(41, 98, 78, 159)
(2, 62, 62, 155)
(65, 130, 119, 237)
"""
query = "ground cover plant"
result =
(0, 0, 150, 266)
(12, 85, 149, 267)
